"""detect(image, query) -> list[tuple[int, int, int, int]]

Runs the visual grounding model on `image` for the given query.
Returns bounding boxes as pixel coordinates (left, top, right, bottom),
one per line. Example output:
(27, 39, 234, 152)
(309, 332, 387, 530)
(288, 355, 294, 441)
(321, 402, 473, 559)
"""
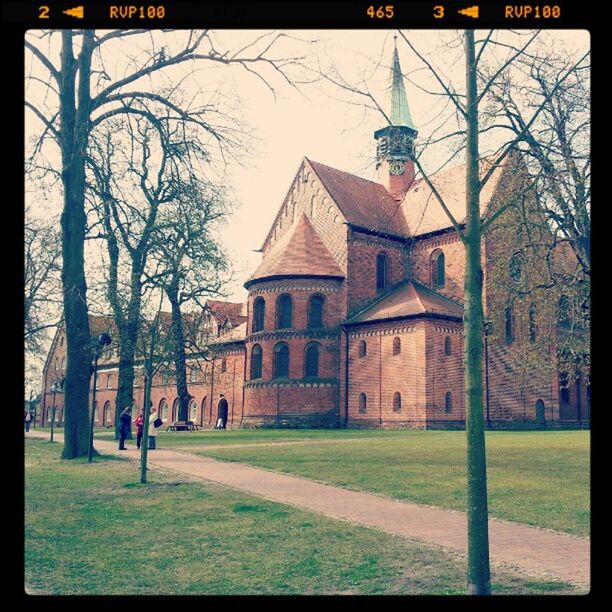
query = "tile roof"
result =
(308, 159, 410, 236)
(346, 280, 463, 325)
(401, 157, 505, 236)
(206, 300, 247, 326)
(246, 213, 344, 286)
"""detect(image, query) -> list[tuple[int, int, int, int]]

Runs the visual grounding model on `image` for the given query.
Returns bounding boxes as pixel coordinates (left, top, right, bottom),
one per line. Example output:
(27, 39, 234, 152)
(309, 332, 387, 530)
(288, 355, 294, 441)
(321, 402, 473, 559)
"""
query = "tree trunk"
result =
(59, 30, 95, 459)
(464, 30, 491, 595)
(168, 285, 190, 421)
(113, 271, 143, 439)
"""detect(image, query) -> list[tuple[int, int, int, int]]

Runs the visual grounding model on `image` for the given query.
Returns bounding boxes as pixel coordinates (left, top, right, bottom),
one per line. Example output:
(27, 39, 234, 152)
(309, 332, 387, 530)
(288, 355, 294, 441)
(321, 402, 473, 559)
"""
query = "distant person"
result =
(148, 407, 162, 450)
(24, 411, 32, 433)
(135, 409, 145, 450)
(118, 406, 132, 450)
(217, 394, 229, 430)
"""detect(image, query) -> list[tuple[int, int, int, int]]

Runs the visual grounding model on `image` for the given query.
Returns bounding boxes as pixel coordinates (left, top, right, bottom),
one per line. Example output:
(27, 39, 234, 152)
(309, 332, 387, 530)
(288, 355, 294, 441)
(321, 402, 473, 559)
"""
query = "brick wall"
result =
(346, 320, 428, 427)
(424, 320, 465, 426)
(410, 231, 465, 303)
(347, 229, 408, 316)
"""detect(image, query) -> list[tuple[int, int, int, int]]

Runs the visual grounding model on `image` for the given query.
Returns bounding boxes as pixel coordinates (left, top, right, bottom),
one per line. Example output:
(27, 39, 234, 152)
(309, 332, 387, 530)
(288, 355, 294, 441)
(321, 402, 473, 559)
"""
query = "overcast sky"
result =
(25, 29, 589, 306)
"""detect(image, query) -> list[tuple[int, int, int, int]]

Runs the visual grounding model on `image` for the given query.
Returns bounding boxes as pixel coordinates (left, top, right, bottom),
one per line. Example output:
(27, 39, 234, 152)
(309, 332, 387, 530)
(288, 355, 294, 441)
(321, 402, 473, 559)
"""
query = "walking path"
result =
(26, 432, 590, 587)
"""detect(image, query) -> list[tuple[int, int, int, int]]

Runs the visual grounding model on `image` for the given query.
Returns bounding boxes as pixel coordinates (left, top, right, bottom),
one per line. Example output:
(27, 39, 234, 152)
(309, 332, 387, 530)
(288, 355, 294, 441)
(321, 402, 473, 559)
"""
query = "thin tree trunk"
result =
(60, 30, 94, 459)
(464, 30, 491, 595)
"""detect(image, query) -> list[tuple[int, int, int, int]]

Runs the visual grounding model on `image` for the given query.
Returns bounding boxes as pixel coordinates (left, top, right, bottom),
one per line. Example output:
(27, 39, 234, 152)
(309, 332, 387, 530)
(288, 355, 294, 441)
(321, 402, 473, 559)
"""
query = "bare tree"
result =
(147, 177, 229, 422)
(25, 29, 315, 458)
(24, 208, 62, 354)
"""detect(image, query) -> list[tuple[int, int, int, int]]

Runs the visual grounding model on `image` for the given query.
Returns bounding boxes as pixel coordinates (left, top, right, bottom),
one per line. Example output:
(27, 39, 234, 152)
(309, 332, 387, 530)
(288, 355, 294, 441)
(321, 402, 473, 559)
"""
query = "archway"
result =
(535, 399, 546, 426)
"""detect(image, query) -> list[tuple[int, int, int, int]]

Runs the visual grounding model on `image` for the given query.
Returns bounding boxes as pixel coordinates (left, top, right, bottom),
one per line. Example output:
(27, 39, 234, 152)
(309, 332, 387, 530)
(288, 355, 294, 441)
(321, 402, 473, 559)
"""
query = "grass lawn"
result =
(25, 439, 576, 595)
(96, 428, 590, 537)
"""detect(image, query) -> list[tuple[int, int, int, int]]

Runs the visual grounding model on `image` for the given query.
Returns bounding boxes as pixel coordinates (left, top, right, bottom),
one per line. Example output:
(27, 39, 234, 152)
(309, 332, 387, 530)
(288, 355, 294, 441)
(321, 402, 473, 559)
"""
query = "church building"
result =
(40, 45, 589, 429)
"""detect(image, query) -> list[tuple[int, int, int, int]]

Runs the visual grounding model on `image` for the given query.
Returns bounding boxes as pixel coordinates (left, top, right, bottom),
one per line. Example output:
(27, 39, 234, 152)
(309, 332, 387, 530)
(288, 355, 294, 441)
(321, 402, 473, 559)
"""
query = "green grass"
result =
(25, 439, 577, 595)
(117, 429, 590, 537)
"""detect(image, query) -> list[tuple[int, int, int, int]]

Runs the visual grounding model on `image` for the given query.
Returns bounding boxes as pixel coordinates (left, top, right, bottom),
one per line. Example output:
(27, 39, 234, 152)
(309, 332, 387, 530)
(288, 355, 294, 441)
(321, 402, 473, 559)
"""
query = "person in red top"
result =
(135, 410, 145, 450)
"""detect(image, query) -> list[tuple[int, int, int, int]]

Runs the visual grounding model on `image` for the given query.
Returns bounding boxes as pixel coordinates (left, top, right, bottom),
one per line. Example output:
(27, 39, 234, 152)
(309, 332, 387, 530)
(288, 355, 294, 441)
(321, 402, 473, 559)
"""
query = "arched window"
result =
(444, 336, 452, 356)
(159, 399, 169, 421)
(55, 358, 59, 371)
(106, 374, 113, 389)
(190, 367, 198, 383)
(276, 294, 293, 329)
(529, 303, 537, 342)
(445, 392, 453, 413)
(392, 337, 401, 356)
(250, 344, 263, 380)
(273, 342, 290, 378)
(221, 357, 227, 372)
(308, 295, 325, 329)
(93, 401, 99, 423)
(376, 252, 388, 293)
(559, 372, 570, 404)
(189, 399, 198, 422)
(60, 336, 64, 346)
(253, 297, 265, 333)
(61, 357, 65, 371)
(393, 392, 401, 412)
(535, 399, 546, 425)
(430, 249, 445, 288)
(359, 392, 367, 414)
(557, 295, 571, 328)
(509, 253, 523, 281)
(304, 342, 320, 378)
(359, 340, 367, 358)
(103, 401, 111, 427)
(505, 306, 514, 345)
(172, 398, 179, 421)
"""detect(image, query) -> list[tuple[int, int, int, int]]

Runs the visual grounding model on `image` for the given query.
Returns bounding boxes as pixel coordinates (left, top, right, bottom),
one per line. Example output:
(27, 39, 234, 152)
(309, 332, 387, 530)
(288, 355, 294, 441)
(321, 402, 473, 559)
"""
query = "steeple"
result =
(390, 40, 416, 130)
(374, 37, 418, 201)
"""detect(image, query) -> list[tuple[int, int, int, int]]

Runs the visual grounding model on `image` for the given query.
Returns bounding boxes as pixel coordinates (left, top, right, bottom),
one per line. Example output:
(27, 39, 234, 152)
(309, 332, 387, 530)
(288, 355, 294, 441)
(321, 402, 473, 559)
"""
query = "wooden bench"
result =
(166, 420, 199, 432)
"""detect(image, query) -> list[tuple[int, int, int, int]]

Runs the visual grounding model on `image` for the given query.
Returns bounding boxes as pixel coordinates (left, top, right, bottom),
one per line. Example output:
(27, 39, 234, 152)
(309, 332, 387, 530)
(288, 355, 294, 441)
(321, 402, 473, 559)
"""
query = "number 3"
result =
(433, 5, 444, 18)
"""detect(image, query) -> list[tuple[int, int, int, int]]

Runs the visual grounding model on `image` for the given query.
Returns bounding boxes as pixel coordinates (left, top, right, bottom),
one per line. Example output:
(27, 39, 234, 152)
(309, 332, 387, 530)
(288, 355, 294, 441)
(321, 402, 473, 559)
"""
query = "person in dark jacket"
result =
(118, 407, 132, 450)
(217, 394, 229, 430)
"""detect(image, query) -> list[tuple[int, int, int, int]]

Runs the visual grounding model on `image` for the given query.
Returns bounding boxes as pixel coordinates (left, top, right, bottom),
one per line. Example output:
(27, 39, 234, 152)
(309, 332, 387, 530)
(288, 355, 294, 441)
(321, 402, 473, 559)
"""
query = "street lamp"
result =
(483, 319, 492, 429)
(88, 333, 112, 463)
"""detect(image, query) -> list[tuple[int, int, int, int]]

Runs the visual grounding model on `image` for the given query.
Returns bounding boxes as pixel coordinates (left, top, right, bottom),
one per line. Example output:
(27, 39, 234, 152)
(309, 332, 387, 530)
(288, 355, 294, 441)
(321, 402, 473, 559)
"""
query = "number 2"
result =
(38, 5, 50, 19)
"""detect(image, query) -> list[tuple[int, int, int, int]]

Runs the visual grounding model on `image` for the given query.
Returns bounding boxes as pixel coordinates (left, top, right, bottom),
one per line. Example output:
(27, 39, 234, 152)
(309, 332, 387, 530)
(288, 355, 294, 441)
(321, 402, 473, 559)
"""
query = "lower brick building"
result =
(39, 43, 589, 430)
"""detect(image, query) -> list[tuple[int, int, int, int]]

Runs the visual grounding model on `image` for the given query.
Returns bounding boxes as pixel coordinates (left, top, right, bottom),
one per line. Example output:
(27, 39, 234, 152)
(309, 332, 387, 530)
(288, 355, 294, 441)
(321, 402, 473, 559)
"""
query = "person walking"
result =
(135, 410, 145, 450)
(118, 406, 132, 450)
(24, 411, 32, 433)
(148, 407, 161, 450)
(217, 394, 229, 430)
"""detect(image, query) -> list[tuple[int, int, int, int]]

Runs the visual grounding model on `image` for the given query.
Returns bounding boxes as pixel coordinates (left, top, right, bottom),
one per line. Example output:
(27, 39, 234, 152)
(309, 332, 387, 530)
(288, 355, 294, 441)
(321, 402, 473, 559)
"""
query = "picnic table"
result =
(166, 420, 199, 432)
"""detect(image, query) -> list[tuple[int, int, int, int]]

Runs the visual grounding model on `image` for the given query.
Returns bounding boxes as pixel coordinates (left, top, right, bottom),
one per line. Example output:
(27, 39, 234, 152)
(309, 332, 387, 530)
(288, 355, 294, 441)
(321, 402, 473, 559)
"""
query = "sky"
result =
(25, 29, 590, 307)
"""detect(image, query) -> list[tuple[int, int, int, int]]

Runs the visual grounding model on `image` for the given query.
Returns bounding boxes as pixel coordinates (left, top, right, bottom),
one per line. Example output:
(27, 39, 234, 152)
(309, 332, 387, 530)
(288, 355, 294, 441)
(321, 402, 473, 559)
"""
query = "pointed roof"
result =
(389, 41, 416, 130)
(346, 280, 463, 325)
(246, 213, 344, 287)
(308, 159, 410, 236)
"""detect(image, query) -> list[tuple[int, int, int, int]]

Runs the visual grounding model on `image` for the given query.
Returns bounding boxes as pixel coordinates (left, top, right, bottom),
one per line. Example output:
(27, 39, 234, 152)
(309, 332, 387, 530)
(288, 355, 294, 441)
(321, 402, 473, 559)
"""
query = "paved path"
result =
(26, 432, 590, 587)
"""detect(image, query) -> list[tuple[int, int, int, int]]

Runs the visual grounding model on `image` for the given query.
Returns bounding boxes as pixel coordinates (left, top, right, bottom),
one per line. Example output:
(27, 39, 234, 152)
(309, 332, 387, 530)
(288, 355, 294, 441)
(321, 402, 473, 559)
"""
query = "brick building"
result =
(40, 45, 589, 430)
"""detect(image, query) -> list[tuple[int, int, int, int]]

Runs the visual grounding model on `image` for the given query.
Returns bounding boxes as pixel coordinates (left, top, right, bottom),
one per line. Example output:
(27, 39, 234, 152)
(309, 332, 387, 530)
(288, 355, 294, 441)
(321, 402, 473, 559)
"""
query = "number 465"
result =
(367, 5, 394, 19)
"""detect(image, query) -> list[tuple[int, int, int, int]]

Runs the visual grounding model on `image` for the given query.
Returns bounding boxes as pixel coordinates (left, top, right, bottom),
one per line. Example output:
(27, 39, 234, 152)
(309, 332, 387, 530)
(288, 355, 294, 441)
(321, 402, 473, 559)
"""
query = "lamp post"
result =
(483, 320, 492, 429)
(88, 333, 112, 463)
(49, 378, 64, 442)
(50, 382, 57, 442)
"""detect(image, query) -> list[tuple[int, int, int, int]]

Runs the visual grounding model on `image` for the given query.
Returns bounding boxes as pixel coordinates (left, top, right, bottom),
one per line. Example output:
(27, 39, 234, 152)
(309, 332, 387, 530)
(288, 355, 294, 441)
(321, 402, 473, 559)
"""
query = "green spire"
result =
(389, 38, 416, 130)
